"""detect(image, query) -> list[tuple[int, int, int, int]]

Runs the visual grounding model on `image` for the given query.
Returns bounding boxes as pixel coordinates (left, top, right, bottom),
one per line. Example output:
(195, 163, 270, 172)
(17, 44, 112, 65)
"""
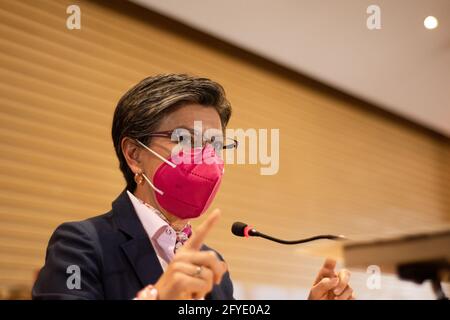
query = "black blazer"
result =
(32, 190, 234, 300)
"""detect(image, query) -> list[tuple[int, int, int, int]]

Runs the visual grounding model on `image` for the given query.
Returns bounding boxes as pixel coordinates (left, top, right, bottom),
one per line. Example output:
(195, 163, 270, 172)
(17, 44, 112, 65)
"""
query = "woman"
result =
(32, 74, 353, 300)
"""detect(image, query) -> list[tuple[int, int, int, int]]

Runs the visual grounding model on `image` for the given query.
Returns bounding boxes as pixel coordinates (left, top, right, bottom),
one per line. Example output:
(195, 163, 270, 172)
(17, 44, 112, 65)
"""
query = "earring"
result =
(134, 171, 144, 185)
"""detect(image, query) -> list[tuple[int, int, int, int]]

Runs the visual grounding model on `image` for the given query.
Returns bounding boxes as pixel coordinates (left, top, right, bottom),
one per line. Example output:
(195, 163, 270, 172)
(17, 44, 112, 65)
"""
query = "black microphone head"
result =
(231, 222, 248, 237)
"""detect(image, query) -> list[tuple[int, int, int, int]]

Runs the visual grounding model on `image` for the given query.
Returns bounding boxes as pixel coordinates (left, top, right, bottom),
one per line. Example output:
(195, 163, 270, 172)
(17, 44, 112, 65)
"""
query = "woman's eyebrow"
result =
(170, 125, 222, 135)
(168, 125, 196, 132)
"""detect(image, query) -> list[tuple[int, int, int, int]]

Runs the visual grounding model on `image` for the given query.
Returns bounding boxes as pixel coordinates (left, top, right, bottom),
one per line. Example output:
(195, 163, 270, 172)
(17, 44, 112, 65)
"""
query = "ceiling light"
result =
(424, 16, 438, 29)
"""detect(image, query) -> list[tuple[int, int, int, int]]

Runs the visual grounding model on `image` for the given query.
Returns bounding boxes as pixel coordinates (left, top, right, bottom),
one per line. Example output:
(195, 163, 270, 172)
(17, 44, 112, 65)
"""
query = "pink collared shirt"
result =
(127, 190, 177, 271)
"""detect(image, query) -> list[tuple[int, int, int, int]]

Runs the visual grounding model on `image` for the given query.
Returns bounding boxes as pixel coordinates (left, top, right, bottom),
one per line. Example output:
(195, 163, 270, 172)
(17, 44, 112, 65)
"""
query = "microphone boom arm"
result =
(234, 222, 346, 245)
(255, 230, 344, 245)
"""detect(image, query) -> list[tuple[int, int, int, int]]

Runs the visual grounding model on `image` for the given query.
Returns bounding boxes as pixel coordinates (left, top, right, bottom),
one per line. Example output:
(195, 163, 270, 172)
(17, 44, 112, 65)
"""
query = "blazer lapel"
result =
(112, 190, 164, 287)
(120, 237, 163, 287)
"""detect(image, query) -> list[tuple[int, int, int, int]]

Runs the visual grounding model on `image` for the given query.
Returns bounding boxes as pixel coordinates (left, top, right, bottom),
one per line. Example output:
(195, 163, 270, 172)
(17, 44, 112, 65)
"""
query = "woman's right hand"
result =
(150, 209, 228, 300)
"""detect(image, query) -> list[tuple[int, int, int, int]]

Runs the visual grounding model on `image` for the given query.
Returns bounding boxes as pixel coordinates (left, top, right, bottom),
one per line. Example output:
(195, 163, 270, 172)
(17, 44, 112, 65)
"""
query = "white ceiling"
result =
(131, 0, 450, 136)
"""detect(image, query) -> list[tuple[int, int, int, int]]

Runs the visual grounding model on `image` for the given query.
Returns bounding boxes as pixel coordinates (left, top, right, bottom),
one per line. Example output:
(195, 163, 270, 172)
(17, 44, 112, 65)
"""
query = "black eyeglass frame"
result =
(142, 129, 239, 150)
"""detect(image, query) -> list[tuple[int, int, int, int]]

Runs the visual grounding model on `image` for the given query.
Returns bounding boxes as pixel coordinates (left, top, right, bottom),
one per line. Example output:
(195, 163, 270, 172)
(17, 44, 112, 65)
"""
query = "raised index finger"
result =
(322, 258, 337, 271)
(183, 209, 221, 251)
(314, 258, 337, 285)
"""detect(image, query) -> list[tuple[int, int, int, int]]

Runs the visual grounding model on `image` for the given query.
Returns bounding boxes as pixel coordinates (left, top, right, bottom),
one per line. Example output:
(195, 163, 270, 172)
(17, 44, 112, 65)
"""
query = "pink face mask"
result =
(136, 140, 224, 219)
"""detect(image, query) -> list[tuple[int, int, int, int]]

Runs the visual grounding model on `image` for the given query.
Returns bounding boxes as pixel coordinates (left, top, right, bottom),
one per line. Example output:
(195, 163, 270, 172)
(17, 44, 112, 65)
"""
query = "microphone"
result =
(231, 221, 346, 245)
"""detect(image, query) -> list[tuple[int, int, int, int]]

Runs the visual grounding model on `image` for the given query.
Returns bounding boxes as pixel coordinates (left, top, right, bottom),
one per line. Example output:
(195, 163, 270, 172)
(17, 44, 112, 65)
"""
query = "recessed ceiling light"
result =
(424, 16, 438, 29)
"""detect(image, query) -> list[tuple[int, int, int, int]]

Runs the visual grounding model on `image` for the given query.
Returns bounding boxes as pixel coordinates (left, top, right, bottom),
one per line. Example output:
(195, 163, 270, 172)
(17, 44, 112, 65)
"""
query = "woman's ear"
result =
(121, 137, 142, 174)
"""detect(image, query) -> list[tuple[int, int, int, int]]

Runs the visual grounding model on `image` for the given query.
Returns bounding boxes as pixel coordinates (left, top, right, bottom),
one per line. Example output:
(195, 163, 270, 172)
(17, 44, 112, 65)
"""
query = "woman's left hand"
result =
(308, 258, 355, 300)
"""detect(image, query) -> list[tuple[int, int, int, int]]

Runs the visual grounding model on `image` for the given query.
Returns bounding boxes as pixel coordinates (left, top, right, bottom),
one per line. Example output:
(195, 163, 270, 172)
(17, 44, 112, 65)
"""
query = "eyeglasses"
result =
(143, 128, 239, 150)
